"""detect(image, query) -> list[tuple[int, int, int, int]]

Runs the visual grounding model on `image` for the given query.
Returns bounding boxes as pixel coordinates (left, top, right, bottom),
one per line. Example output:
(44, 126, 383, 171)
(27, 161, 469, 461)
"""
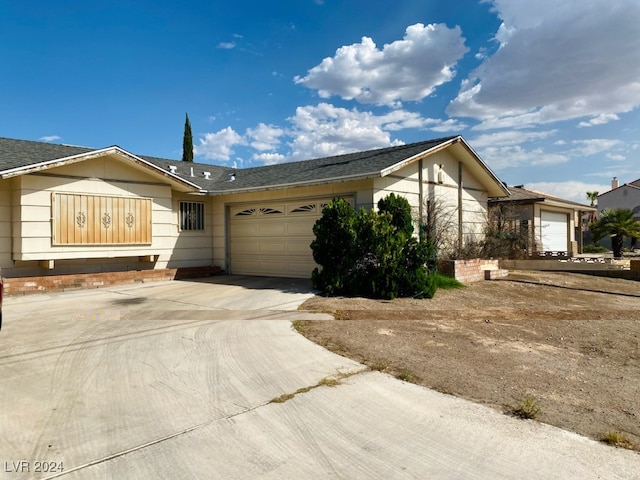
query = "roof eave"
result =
(204, 171, 380, 196)
(542, 198, 597, 211)
(0, 146, 202, 192)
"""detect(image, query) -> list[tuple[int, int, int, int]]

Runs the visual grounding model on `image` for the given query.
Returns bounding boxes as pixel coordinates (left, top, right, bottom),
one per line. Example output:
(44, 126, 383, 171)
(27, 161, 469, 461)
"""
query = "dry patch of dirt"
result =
(297, 271, 640, 450)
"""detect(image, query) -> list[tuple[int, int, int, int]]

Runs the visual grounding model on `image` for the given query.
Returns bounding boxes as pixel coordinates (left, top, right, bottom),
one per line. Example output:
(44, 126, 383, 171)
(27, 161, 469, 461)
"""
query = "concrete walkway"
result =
(1, 276, 637, 479)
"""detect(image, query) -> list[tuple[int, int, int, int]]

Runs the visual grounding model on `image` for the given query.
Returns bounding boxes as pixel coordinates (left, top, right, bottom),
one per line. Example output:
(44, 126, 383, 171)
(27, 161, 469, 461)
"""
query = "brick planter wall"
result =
(3, 266, 221, 296)
(438, 259, 502, 283)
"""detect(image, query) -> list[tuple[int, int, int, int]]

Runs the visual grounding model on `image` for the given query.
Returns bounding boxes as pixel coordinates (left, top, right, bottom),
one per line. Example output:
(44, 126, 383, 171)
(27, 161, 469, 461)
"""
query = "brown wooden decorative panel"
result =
(52, 193, 152, 245)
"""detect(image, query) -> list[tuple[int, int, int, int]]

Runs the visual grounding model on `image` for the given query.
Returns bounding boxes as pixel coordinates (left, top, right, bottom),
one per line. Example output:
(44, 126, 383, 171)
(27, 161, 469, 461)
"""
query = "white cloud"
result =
(478, 145, 568, 170)
(524, 181, 611, 204)
(447, 0, 640, 129)
(217, 42, 236, 49)
(40, 135, 61, 143)
(430, 119, 469, 133)
(294, 23, 469, 106)
(578, 114, 620, 128)
(606, 153, 626, 162)
(568, 139, 622, 157)
(195, 127, 245, 161)
(246, 123, 284, 151)
(469, 130, 558, 149)
(286, 103, 404, 160)
(196, 103, 447, 164)
(472, 133, 621, 170)
(252, 152, 286, 165)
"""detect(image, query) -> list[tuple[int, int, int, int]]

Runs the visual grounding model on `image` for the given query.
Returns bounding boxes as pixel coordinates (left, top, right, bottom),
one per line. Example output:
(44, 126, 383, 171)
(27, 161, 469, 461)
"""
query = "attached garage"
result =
(228, 197, 352, 278)
(540, 210, 569, 251)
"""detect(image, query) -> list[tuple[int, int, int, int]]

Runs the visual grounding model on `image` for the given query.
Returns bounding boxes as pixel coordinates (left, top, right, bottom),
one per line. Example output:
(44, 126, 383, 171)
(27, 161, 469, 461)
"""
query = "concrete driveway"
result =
(1, 276, 638, 479)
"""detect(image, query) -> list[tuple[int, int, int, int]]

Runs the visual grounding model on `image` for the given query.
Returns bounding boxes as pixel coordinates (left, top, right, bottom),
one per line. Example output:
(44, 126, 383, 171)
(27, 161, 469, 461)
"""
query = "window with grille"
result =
(179, 201, 205, 231)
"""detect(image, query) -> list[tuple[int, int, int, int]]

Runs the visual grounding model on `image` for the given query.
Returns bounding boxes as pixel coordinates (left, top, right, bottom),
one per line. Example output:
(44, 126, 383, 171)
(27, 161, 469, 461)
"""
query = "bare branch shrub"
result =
(419, 195, 532, 261)
(483, 204, 532, 259)
(419, 194, 459, 260)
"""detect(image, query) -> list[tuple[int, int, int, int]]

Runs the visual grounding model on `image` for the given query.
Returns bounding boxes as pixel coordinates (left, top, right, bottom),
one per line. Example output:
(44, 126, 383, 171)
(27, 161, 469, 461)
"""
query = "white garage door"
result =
(228, 197, 352, 278)
(540, 210, 568, 251)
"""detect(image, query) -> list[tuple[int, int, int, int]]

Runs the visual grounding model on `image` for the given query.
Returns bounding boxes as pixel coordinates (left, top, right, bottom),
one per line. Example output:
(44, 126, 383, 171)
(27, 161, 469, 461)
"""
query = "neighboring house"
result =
(488, 186, 596, 255)
(0, 135, 508, 279)
(598, 177, 640, 221)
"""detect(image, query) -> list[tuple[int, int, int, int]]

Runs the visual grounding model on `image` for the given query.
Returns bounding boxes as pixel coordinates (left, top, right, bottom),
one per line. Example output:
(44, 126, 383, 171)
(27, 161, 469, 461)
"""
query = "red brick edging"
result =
(2, 266, 222, 296)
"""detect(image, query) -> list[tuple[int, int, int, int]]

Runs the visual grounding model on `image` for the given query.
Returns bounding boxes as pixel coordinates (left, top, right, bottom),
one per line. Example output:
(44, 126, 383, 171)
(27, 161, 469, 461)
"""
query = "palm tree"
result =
(586, 191, 599, 207)
(590, 208, 640, 258)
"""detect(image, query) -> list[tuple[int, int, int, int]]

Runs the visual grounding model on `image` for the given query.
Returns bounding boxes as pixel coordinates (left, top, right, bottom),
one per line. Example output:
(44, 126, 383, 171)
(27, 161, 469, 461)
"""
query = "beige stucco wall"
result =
(1, 155, 213, 277)
(0, 177, 14, 272)
(210, 179, 374, 272)
(373, 149, 489, 252)
(168, 192, 214, 268)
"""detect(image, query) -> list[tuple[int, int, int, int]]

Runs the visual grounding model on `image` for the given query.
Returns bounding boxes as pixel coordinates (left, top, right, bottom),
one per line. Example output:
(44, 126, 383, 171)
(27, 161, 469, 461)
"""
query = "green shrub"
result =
(311, 198, 357, 295)
(583, 244, 609, 253)
(378, 192, 414, 238)
(311, 195, 437, 299)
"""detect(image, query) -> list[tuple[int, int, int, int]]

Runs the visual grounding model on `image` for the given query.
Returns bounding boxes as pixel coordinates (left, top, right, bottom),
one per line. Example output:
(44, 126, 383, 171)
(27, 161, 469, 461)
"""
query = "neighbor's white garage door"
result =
(228, 197, 351, 278)
(540, 210, 568, 251)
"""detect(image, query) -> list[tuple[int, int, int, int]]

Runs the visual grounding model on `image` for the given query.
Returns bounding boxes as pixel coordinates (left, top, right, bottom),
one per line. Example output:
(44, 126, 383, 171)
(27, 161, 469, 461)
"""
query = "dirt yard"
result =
(296, 270, 640, 450)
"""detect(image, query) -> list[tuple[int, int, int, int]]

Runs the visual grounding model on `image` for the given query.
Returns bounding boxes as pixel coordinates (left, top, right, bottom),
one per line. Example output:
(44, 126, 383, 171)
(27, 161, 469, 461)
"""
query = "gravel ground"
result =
(297, 270, 640, 451)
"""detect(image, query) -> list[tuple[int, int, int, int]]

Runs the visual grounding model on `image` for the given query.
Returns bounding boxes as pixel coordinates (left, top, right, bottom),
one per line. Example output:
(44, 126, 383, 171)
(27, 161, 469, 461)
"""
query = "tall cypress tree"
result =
(182, 113, 194, 162)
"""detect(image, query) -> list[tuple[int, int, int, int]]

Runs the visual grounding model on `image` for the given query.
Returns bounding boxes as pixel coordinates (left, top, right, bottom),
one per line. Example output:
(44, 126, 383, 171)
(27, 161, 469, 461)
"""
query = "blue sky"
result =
(1, 0, 638, 202)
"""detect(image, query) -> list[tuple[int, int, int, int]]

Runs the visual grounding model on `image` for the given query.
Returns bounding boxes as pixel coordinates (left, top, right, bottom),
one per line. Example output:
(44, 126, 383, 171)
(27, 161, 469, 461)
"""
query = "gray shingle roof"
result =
(489, 185, 594, 209)
(0, 135, 468, 194)
(0, 137, 94, 172)
(167, 136, 459, 194)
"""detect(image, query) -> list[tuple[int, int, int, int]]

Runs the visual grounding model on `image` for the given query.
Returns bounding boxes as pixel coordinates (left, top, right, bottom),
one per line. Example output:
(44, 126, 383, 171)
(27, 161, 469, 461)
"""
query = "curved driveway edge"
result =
(1, 276, 637, 479)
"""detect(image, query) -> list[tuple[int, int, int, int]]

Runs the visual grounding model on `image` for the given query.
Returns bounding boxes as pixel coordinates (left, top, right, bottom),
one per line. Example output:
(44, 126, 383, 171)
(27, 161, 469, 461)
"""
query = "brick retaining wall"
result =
(438, 259, 504, 283)
(3, 266, 221, 296)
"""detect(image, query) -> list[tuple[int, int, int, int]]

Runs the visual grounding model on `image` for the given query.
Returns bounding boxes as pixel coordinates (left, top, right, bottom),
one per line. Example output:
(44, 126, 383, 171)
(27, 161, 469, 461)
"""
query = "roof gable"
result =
(599, 182, 640, 198)
(0, 137, 202, 192)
